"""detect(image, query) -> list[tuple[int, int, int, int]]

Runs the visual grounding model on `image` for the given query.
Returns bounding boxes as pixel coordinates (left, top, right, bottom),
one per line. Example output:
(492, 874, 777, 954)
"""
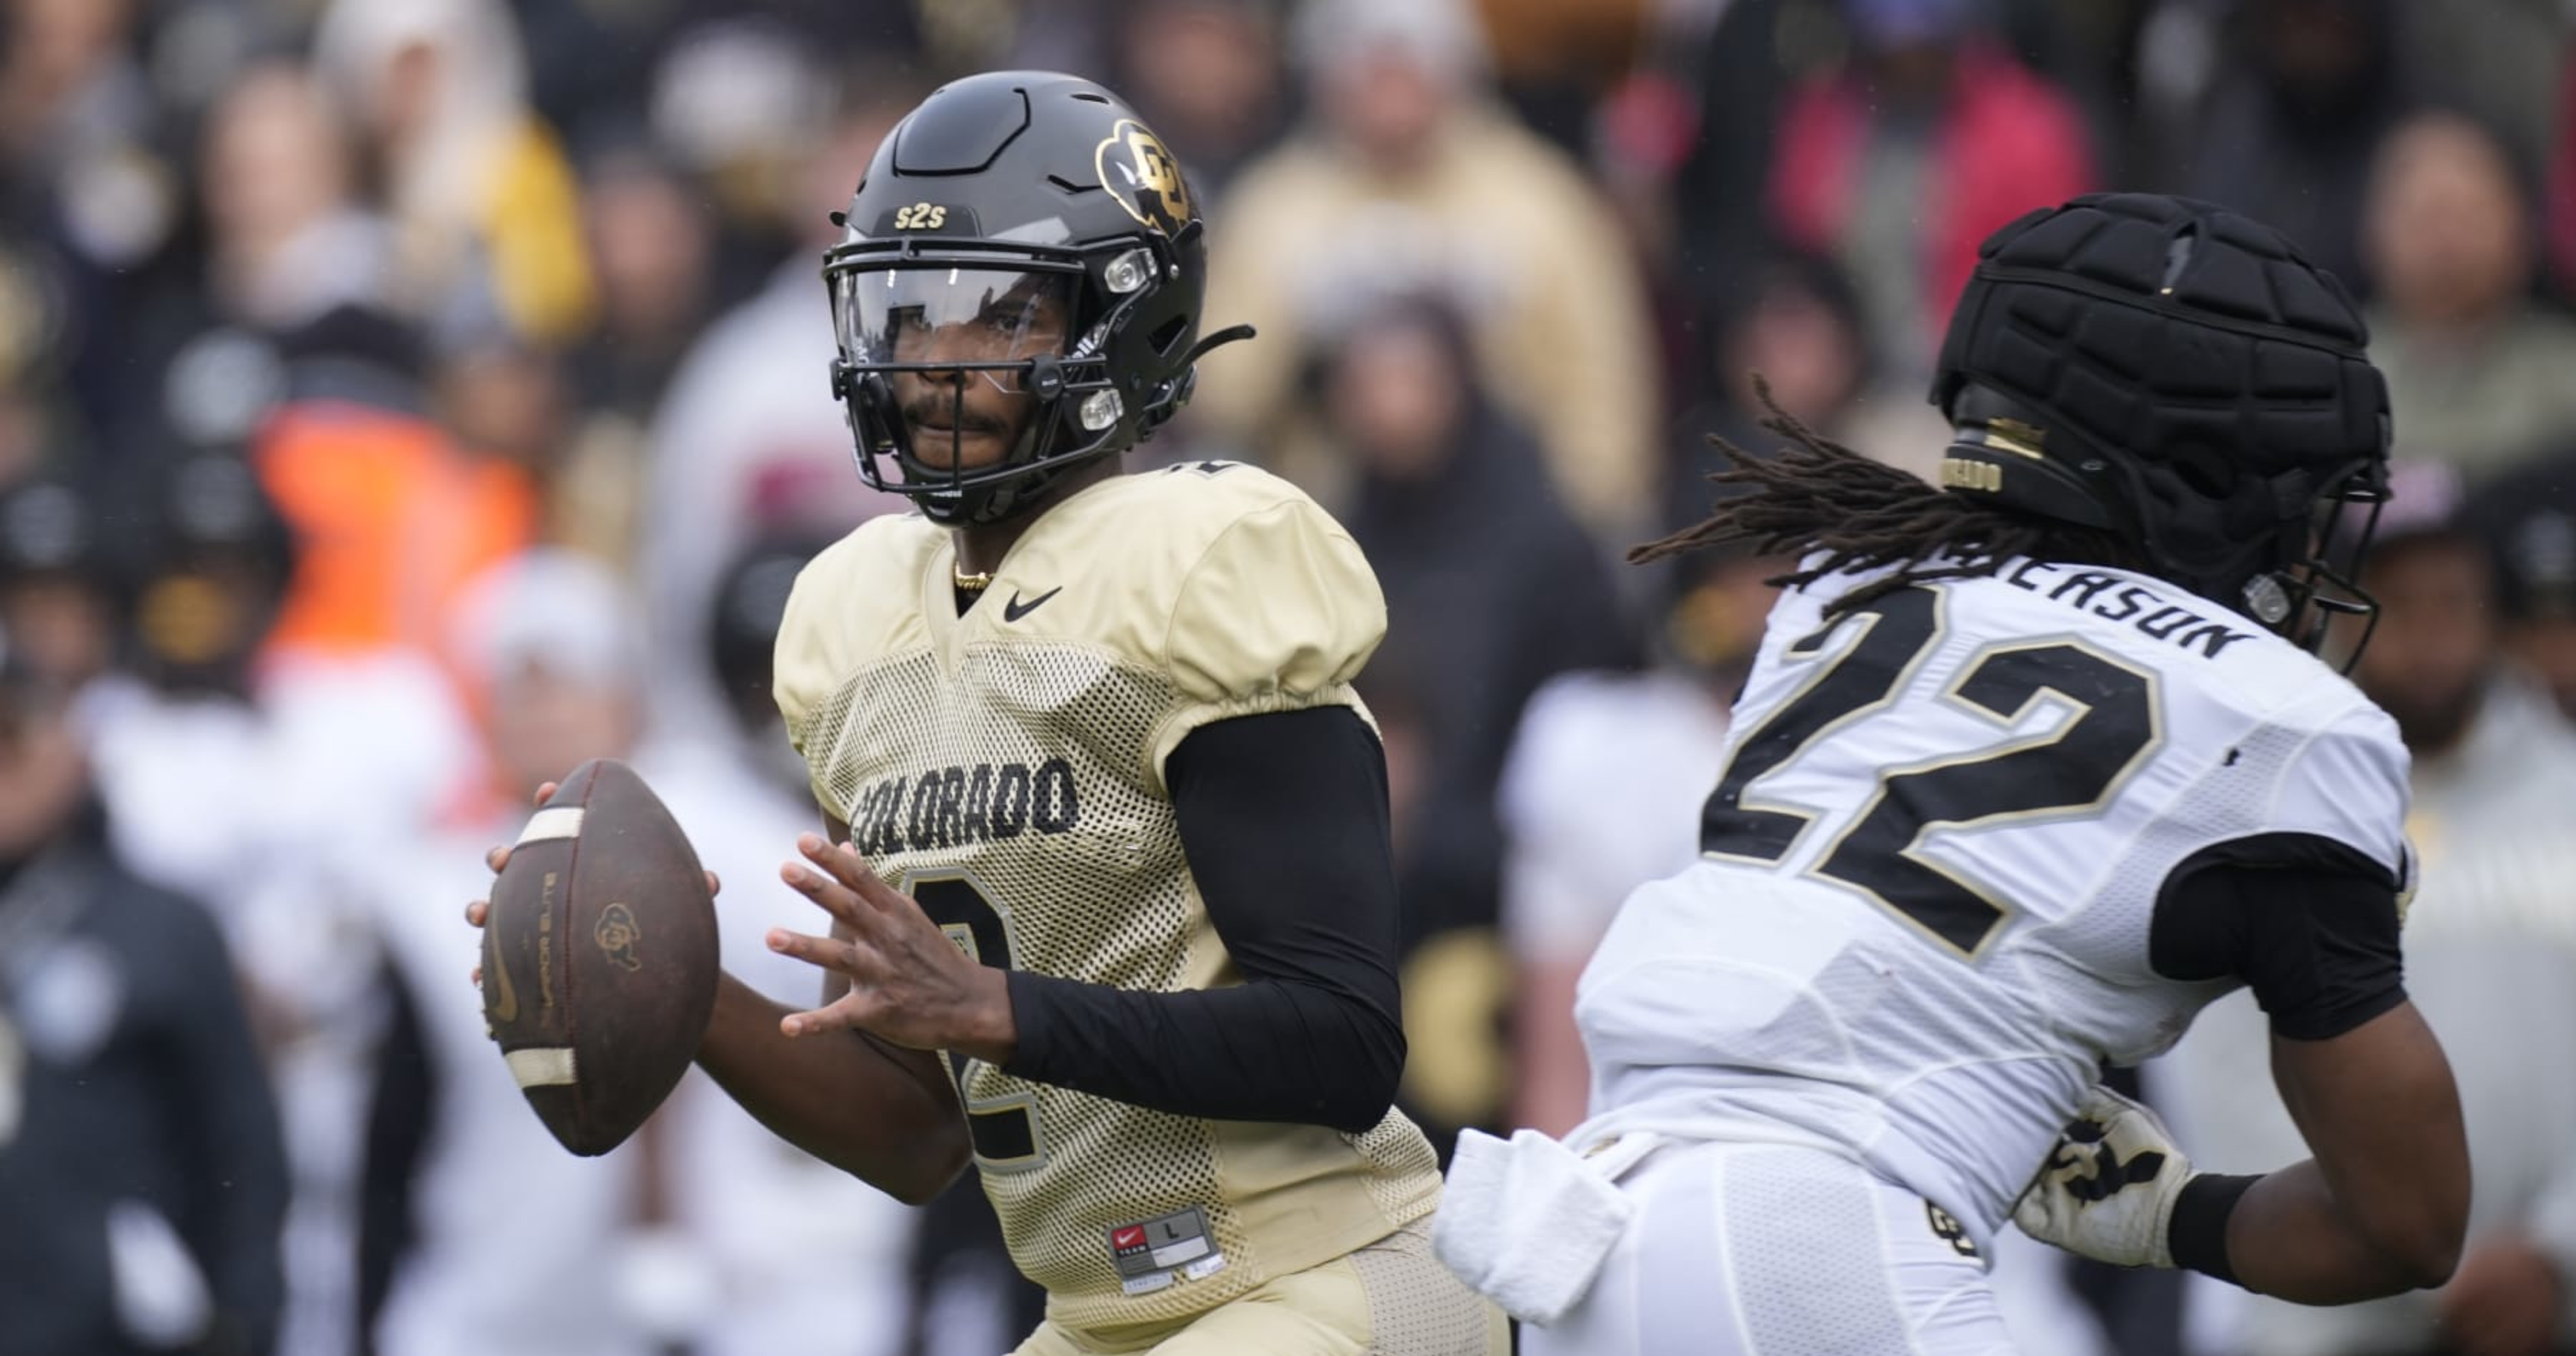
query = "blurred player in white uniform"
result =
(410, 548, 914, 1355)
(1436, 193, 2472, 1354)
(645, 532, 916, 1356)
(375, 551, 655, 1356)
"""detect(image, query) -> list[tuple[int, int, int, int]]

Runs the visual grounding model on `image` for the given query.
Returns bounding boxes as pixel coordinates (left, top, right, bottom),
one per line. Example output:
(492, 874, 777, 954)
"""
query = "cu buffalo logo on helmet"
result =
(1095, 119, 1192, 236)
(595, 902, 643, 972)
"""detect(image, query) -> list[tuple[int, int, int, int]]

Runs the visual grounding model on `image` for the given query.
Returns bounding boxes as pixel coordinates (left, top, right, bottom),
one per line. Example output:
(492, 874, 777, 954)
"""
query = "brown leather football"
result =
(481, 759, 719, 1156)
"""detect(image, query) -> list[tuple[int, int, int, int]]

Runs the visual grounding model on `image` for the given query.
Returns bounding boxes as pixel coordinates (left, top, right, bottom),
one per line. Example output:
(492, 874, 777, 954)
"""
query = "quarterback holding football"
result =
(480, 72, 1503, 1356)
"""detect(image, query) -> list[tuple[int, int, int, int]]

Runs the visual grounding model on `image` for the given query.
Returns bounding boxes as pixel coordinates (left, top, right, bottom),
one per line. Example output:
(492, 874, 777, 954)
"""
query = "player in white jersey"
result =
(1435, 193, 2472, 1353)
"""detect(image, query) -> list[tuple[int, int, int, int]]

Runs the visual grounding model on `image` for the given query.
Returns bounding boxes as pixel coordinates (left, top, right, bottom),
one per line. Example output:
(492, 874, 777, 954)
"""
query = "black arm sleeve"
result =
(2149, 834, 2408, 1041)
(999, 704, 1407, 1133)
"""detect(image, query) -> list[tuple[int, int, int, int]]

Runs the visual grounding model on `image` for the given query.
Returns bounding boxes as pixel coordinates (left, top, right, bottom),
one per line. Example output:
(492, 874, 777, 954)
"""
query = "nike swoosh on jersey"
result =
(1003, 586, 1064, 622)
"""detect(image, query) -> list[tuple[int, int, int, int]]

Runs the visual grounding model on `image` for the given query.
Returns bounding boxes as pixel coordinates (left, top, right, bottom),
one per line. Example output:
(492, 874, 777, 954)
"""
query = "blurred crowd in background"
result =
(4, 0, 2576, 1353)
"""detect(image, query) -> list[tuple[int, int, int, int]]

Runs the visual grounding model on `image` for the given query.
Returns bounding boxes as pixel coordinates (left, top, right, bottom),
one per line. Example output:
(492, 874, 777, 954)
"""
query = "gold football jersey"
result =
(773, 462, 1443, 1330)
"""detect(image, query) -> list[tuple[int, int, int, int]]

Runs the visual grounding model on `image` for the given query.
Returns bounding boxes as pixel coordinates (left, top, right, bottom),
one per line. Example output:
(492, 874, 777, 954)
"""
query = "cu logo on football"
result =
(594, 902, 643, 972)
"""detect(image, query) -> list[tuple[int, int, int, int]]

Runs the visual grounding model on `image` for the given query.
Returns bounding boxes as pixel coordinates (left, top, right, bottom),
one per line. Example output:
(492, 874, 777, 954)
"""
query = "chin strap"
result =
(1140, 325, 1260, 442)
(1179, 323, 1257, 367)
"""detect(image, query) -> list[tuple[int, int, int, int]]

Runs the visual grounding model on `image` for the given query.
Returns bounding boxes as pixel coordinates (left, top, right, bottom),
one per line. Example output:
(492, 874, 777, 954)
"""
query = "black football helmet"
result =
(707, 527, 833, 730)
(131, 447, 296, 694)
(823, 72, 1247, 525)
(1931, 193, 2392, 658)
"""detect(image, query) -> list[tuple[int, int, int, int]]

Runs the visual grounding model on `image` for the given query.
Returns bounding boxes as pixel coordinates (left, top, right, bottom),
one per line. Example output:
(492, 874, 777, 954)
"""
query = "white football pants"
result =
(1522, 1140, 2028, 1356)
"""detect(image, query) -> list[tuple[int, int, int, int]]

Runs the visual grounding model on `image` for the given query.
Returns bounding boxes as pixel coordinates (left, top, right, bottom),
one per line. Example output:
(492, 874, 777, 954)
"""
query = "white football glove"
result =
(2012, 1086, 2194, 1269)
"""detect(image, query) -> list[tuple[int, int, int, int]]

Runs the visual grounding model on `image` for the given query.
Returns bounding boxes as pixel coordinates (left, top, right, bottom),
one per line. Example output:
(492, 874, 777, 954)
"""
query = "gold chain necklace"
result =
(953, 565, 994, 593)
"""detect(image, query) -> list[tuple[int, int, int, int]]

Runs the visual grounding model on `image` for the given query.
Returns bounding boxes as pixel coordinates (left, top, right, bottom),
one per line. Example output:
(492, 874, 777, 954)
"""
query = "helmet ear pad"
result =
(2121, 427, 2312, 591)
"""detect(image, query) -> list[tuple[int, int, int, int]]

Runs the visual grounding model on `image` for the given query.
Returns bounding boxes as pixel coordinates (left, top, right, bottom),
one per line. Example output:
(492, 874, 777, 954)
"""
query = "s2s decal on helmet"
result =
(892, 202, 949, 231)
(1095, 119, 1191, 236)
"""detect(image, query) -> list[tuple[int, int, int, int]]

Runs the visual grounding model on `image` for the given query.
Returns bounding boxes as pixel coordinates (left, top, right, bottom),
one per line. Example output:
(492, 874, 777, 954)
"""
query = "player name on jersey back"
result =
(1986, 558, 2257, 660)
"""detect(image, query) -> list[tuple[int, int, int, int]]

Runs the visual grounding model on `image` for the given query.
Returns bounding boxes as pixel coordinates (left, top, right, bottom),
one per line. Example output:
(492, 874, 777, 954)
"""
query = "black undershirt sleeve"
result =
(998, 704, 1407, 1133)
(2149, 834, 2409, 1041)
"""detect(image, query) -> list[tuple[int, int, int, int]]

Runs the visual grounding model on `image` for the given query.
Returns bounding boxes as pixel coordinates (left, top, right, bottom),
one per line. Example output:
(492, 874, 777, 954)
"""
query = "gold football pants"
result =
(1013, 1216, 1508, 1356)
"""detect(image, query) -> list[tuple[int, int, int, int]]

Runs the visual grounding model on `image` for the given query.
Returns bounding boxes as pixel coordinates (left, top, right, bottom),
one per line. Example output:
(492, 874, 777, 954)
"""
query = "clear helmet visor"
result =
(830, 264, 1075, 395)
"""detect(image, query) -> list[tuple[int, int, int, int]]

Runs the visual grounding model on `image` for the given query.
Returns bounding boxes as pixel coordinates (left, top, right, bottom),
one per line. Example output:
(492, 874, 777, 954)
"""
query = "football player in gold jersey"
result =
(472, 72, 1504, 1355)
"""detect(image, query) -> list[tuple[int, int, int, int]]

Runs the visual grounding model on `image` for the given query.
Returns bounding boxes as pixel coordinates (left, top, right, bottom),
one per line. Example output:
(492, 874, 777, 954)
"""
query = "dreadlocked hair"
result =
(1631, 380, 2148, 617)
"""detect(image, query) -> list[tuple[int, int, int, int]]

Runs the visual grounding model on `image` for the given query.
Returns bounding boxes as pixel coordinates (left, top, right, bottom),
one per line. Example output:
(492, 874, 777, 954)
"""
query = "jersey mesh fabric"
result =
(1349, 1218, 1505, 1355)
(1727, 1149, 1917, 1353)
(791, 593, 1438, 1329)
(2030, 715, 2316, 1059)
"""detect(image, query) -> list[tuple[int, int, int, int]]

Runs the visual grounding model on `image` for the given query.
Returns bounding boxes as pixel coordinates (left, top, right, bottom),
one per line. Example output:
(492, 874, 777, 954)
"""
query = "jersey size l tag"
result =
(1110, 1205, 1226, 1295)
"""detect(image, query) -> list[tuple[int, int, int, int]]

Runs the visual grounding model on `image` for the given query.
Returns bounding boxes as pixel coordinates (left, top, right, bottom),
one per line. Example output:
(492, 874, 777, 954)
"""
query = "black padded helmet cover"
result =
(1931, 193, 2392, 619)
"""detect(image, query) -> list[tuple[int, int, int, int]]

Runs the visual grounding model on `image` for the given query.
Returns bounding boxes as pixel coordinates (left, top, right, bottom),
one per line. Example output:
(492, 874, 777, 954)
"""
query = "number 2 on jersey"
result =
(908, 875, 1047, 1170)
(1702, 585, 2162, 955)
